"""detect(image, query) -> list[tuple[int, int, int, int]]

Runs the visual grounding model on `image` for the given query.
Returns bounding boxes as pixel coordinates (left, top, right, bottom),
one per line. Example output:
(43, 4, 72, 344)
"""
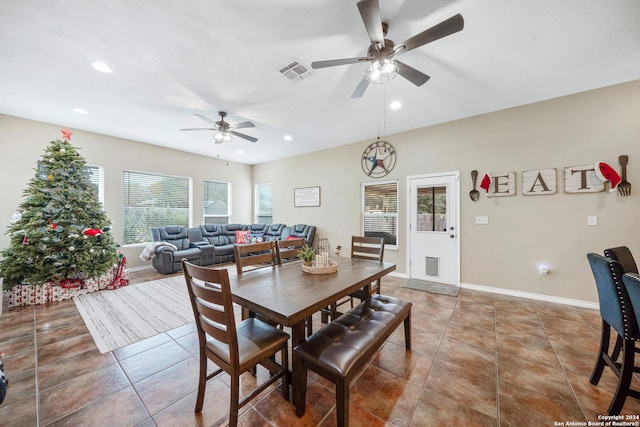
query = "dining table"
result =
(226, 256, 396, 415)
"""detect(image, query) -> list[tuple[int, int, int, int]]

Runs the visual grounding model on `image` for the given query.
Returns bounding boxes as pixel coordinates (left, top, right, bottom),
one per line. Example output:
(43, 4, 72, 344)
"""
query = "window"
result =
(416, 185, 448, 232)
(255, 183, 272, 224)
(204, 180, 230, 224)
(85, 165, 104, 204)
(362, 180, 398, 248)
(122, 171, 191, 245)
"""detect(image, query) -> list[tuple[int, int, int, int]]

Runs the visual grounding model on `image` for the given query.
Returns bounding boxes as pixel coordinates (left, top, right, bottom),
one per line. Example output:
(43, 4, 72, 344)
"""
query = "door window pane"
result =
(416, 186, 447, 232)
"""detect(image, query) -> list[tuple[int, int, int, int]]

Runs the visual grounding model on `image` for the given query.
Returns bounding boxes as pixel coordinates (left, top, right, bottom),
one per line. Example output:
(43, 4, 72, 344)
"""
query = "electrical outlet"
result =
(587, 216, 598, 226)
(475, 216, 489, 225)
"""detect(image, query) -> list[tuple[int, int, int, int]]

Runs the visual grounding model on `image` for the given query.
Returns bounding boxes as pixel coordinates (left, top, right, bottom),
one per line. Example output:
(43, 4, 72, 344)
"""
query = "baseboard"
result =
(460, 282, 598, 310)
(126, 265, 155, 273)
(390, 272, 597, 309)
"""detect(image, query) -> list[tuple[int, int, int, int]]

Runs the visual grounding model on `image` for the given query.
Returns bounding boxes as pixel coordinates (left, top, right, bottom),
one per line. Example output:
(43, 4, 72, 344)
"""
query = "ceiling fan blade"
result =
(396, 13, 464, 54)
(357, 0, 385, 49)
(180, 127, 216, 131)
(231, 120, 255, 130)
(230, 130, 257, 143)
(194, 113, 218, 125)
(351, 76, 370, 98)
(396, 61, 431, 86)
(311, 57, 369, 69)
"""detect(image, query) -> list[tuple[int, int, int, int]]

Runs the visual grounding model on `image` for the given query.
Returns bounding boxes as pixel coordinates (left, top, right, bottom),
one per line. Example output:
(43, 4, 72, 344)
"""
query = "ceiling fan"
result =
(311, 0, 464, 98)
(180, 111, 257, 143)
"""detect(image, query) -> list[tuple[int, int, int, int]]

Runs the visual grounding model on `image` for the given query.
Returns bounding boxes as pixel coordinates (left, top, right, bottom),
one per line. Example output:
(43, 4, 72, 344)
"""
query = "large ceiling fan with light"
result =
(311, 0, 464, 98)
(180, 111, 257, 143)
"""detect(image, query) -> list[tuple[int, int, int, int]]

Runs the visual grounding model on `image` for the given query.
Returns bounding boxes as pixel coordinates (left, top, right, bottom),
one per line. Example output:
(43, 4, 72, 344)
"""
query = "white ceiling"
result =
(1, 0, 639, 165)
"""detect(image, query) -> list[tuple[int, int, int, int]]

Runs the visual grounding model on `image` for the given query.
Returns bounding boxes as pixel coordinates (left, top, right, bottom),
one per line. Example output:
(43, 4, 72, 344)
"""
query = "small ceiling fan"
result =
(180, 111, 257, 143)
(311, 0, 464, 98)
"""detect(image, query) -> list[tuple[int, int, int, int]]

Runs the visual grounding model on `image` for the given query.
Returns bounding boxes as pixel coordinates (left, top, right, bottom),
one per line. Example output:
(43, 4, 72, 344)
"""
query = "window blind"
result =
(122, 171, 190, 245)
(362, 181, 398, 246)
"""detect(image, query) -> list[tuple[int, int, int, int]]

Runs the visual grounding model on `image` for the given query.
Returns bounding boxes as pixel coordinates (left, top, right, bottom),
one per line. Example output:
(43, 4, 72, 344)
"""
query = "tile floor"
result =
(1, 269, 640, 426)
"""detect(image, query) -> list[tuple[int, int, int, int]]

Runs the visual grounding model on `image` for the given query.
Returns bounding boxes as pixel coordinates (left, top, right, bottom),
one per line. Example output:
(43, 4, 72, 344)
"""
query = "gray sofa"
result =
(150, 223, 316, 274)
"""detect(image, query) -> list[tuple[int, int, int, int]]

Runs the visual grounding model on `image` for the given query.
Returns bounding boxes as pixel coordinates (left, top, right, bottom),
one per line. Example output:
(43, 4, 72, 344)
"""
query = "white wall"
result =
(0, 115, 253, 268)
(253, 80, 640, 303)
(2, 80, 638, 301)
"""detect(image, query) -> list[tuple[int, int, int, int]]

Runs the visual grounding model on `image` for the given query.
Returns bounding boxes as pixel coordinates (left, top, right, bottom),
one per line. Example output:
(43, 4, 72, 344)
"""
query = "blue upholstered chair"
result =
(587, 253, 640, 414)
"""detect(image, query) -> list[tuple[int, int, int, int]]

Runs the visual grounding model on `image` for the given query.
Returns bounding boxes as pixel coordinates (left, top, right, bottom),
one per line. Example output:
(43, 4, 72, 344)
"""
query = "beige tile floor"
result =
(1, 269, 640, 426)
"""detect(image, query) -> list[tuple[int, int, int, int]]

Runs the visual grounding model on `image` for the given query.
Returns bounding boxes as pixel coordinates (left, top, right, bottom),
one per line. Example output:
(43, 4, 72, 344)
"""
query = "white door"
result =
(408, 172, 460, 285)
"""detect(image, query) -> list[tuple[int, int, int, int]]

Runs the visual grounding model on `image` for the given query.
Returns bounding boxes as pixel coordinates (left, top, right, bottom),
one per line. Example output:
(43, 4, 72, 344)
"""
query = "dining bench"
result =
(292, 294, 411, 426)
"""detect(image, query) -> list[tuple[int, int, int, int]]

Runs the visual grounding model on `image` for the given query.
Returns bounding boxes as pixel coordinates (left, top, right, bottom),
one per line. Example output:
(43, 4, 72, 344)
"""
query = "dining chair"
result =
(587, 253, 640, 415)
(181, 260, 290, 427)
(274, 237, 315, 336)
(233, 241, 277, 275)
(322, 236, 385, 323)
(604, 246, 638, 274)
(275, 237, 305, 264)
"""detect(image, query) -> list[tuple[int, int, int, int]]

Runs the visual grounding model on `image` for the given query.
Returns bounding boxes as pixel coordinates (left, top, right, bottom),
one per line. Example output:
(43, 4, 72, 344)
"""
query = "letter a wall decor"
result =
(522, 168, 557, 195)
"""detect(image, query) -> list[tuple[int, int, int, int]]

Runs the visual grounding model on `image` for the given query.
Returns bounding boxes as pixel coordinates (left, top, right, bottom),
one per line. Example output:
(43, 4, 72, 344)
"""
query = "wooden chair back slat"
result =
(351, 236, 385, 262)
(234, 241, 277, 275)
(276, 238, 305, 264)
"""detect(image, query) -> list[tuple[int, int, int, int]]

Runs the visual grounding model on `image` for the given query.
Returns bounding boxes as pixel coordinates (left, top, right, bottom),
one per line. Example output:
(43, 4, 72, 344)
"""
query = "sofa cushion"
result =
(157, 226, 190, 250)
(236, 230, 251, 244)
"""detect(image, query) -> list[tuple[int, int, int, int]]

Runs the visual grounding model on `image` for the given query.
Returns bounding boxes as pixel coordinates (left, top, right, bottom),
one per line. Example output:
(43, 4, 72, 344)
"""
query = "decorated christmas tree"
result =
(0, 129, 120, 288)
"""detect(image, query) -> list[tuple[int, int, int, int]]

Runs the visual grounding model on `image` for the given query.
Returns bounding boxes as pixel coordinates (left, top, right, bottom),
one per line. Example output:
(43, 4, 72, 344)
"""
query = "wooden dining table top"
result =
(227, 256, 396, 329)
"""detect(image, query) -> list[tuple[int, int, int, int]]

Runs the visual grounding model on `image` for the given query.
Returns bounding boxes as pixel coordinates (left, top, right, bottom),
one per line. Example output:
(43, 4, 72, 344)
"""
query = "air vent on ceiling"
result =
(279, 59, 312, 82)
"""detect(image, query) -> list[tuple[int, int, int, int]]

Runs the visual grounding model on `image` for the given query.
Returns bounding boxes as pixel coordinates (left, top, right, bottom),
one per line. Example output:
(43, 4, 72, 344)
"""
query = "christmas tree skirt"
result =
(8, 270, 122, 307)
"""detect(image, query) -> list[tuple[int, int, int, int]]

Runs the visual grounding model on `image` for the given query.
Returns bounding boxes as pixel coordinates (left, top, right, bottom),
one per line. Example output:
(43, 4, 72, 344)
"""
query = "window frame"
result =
(255, 183, 273, 224)
(361, 179, 399, 250)
(121, 169, 192, 246)
(203, 180, 231, 225)
(85, 164, 104, 204)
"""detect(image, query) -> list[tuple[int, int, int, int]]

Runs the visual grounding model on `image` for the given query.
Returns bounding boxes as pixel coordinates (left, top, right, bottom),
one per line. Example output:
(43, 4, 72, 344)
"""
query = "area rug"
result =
(401, 279, 460, 297)
(74, 276, 193, 353)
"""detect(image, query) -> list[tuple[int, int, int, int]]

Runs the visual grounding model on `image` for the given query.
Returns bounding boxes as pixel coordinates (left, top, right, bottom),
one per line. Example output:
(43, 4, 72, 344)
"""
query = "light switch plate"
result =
(475, 216, 489, 225)
(587, 216, 598, 226)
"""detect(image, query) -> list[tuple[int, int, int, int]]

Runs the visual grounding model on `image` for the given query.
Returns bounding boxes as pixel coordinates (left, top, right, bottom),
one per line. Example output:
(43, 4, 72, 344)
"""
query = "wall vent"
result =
(279, 59, 312, 82)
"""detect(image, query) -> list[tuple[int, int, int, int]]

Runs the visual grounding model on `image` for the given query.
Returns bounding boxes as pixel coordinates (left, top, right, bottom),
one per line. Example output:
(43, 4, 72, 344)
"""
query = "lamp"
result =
(214, 130, 232, 143)
(366, 59, 398, 84)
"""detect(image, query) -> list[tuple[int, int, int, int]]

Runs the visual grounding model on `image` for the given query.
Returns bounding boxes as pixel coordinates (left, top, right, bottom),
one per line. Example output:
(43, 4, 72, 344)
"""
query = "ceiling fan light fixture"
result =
(366, 59, 398, 84)
(214, 131, 231, 142)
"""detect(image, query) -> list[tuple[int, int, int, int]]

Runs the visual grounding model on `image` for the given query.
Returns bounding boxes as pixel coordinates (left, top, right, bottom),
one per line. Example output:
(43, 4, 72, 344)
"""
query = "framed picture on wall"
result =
(294, 186, 320, 207)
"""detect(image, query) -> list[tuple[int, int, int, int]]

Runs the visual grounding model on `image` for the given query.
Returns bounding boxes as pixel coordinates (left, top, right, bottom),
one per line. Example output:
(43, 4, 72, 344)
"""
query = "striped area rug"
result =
(73, 276, 194, 353)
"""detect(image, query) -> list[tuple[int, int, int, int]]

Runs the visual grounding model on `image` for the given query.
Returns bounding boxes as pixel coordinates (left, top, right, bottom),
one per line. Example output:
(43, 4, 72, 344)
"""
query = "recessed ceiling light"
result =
(284, 135, 292, 141)
(390, 101, 402, 110)
(91, 61, 113, 73)
(73, 108, 88, 115)
(237, 150, 245, 155)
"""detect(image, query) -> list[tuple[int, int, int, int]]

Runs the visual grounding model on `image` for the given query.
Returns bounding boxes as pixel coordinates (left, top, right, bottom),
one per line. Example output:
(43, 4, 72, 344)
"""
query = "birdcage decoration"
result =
(302, 237, 338, 274)
(314, 238, 331, 267)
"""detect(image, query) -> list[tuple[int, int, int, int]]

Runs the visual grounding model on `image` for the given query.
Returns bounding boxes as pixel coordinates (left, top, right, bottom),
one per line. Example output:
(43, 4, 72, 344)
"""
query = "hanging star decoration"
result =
(61, 128, 72, 141)
(366, 147, 390, 173)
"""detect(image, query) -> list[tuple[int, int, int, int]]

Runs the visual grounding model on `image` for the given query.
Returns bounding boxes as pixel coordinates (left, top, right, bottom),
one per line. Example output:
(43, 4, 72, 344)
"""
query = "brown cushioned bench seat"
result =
(293, 294, 411, 426)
